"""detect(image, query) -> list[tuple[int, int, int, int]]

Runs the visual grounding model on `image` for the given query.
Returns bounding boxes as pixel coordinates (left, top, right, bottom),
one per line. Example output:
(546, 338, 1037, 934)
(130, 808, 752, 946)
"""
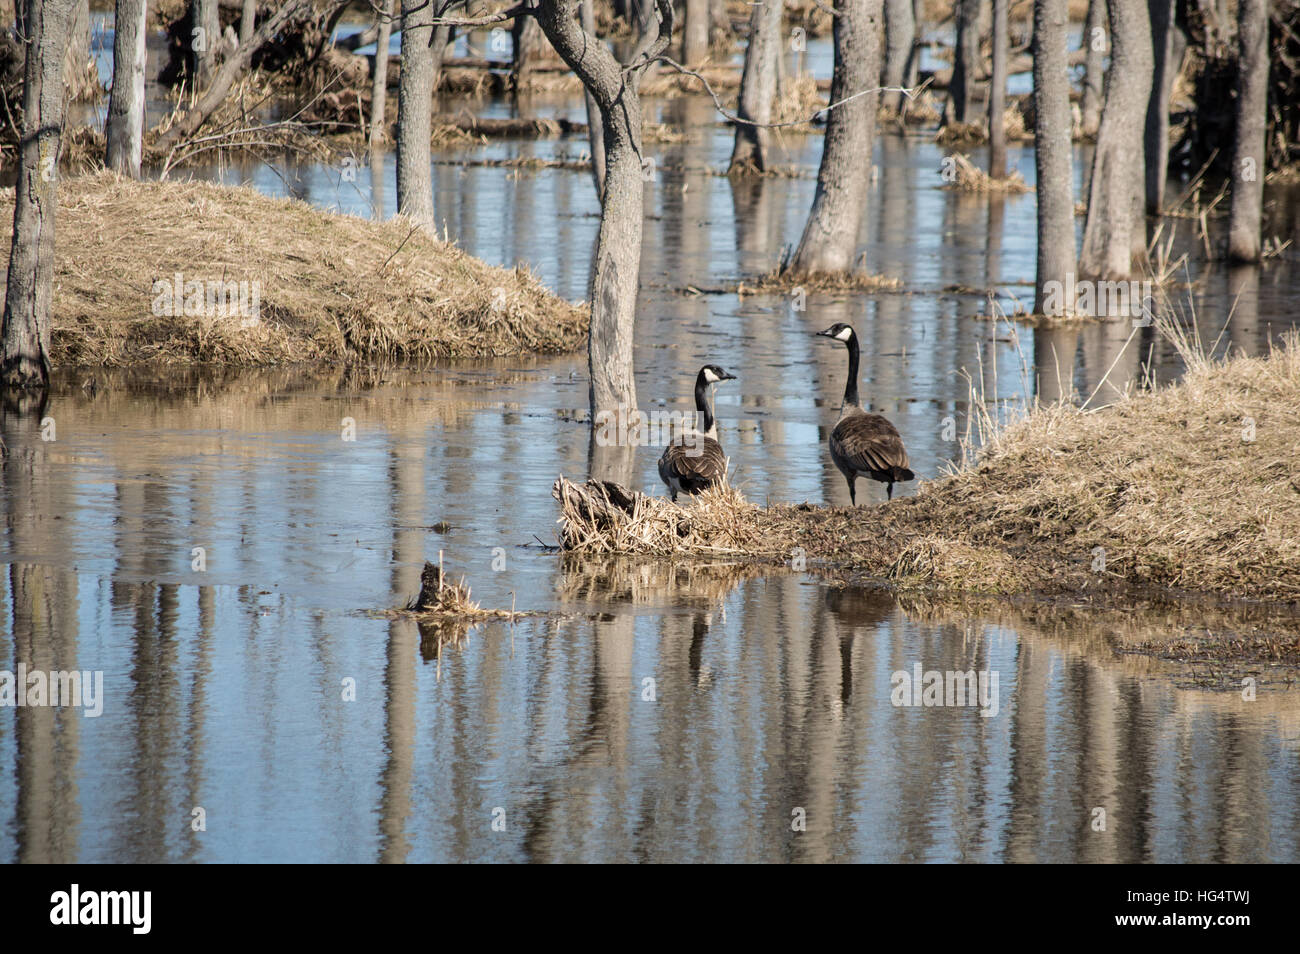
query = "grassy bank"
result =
(556, 335, 1300, 605)
(3, 174, 587, 367)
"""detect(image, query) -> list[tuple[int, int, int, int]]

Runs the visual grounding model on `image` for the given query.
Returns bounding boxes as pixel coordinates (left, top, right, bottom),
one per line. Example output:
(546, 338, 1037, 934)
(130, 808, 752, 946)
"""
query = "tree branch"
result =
(153, 0, 324, 150)
(623, 0, 674, 84)
(653, 55, 933, 129)
(534, 0, 625, 108)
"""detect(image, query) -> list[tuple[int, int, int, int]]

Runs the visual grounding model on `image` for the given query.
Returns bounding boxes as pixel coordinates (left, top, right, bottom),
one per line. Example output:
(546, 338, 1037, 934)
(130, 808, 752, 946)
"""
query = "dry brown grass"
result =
(737, 266, 905, 294)
(879, 90, 944, 127)
(382, 556, 531, 666)
(5, 173, 586, 368)
(936, 120, 988, 146)
(772, 75, 825, 126)
(399, 557, 529, 622)
(553, 477, 763, 556)
(940, 152, 1033, 194)
(555, 336, 1300, 604)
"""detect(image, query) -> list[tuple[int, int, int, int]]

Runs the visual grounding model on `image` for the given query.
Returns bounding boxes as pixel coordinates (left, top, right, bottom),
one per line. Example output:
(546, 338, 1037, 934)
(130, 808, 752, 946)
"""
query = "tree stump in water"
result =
(412, 561, 444, 611)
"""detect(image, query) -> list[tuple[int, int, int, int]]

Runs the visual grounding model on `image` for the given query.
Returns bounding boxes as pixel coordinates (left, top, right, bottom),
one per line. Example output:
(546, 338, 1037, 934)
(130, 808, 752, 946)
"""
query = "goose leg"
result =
(887, 482, 893, 501)
(846, 476, 856, 507)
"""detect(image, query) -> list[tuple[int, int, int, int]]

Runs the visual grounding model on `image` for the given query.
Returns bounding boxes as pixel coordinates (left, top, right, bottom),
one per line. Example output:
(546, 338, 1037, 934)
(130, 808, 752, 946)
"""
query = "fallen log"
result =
(153, 0, 320, 154)
(432, 114, 587, 137)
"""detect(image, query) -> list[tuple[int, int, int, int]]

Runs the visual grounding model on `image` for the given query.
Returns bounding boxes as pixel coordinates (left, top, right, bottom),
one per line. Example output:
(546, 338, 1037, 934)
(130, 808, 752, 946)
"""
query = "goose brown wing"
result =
(831, 413, 911, 477)
(659, 436, 728, 490)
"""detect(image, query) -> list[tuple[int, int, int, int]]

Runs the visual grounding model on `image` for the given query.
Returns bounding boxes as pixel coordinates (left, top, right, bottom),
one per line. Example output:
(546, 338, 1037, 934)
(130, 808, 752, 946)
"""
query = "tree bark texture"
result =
(105, 0, 148, 176)
(988, 0, 1008, 178)
(789, 0, 882, 275)
(1227, 0, 1268, 262)
(1031, 0, 1076, 315)
(3, 0, 75, 389)
(1079, 0, 1152, 280)
(729, 0, 783, 172)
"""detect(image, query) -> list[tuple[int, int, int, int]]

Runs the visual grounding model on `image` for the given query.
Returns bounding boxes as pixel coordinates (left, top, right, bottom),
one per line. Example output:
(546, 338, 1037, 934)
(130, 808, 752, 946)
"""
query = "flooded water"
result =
(3, 23, 1299, 863)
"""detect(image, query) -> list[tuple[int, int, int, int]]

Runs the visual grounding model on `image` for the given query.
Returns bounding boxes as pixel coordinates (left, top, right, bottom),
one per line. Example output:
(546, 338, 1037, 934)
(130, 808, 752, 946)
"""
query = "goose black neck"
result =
(842, 331, 861, 408)
(694, 374, 715, 435)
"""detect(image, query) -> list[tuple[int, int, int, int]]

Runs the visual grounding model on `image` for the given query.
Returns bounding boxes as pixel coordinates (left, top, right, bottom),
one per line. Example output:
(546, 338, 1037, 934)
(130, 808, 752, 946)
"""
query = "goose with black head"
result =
(816, 323, 915, 503)
(658, 364, 737, 502)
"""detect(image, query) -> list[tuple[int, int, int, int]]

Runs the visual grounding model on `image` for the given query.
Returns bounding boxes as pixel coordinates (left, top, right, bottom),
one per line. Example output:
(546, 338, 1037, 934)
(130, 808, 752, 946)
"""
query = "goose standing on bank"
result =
(816, 323, 915, 503)
(658, 364, 737, 501)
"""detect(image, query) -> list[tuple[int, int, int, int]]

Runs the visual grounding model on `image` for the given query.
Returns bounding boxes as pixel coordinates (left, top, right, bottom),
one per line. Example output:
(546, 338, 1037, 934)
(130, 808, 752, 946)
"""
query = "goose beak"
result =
(815, 327, 834, 338)
(720, 371, 737, 381)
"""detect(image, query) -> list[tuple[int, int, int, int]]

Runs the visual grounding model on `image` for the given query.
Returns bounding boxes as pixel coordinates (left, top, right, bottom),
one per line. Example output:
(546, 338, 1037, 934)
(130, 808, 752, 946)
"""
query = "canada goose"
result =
(658, 364, 736, 502)
(816, 323, 915, 503)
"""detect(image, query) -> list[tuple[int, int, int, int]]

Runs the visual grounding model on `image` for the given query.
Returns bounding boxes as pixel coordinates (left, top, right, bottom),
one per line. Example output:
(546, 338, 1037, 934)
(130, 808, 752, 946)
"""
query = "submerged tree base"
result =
(1, 174, 587, 367)
(555, 339, 1300, 605)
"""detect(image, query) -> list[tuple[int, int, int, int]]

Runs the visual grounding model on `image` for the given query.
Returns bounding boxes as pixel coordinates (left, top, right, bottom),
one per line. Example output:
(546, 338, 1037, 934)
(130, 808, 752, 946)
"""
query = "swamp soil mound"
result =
(556, 337, 1300, 605)
(1, 173, 587, 367)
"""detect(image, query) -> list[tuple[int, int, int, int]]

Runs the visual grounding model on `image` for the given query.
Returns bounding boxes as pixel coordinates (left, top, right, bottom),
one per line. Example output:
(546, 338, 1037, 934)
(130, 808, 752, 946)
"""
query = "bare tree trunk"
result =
(1227, 0, 1267, 263)
(900, 0, 922, 112)
(684, 0, 709, 65)
(239, 0, 255, 45)
(62, 0, 94, 98)
(1031, 0, 1076, 315)
(1144, 0, 1181, 214)
(512, 13, 544, 86)
(533, 0, 671, 424)
(789, 0, 881, 275)
(883, 0, 914, 113)
(1080, 0, 1105, 137)
(988, 0, 1008, 177)
(105, 0, 148, 176)
(729, 0, 782, 172)
(947, 0, 981, 124)
(191, 0, 220, 85)
(3, 0, 74, 390)
(369, 0, 394, 148)
(1079, 0, 1151, 281)
(580, 0, 605, 196)
(397, 0, 435, 228)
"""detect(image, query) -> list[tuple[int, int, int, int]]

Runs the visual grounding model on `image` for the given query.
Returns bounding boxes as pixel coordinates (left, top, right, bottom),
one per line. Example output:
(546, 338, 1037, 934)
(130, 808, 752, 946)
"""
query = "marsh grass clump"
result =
(8, 173, 587, 368)
(939, 152, 1033, 194)
(553, 476, 765, 556)
(935, 121, 987, 146)
(400, 557, 530, 623)
(554, 335, 1300, 604)
(738, 266, 905, 295)
(772, 74, 825, 126)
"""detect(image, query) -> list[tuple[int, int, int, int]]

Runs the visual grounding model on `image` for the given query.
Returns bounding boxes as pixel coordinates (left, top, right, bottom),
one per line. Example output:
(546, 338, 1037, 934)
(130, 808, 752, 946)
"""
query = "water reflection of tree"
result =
(1, 397, 81, 862)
